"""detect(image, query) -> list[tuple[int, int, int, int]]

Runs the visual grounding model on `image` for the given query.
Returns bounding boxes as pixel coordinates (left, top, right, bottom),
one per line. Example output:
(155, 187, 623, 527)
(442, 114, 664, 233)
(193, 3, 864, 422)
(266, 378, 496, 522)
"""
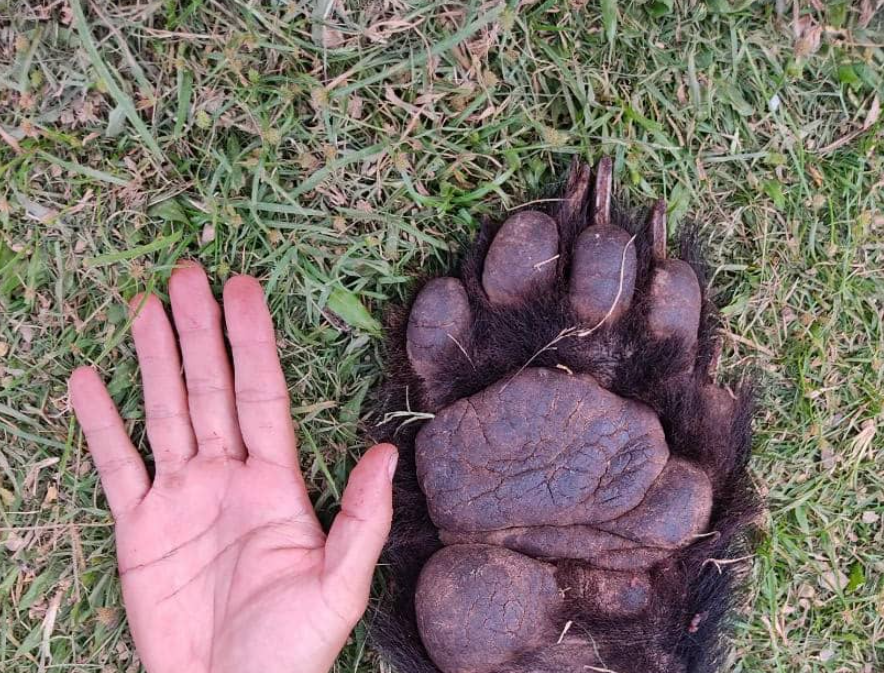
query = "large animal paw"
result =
(373, 160, 758, 673)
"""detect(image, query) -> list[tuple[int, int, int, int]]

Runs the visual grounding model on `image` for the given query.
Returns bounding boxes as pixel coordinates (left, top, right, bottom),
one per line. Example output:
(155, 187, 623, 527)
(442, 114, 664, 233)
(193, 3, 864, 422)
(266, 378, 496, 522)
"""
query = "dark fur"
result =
(367, 172, 759, 673)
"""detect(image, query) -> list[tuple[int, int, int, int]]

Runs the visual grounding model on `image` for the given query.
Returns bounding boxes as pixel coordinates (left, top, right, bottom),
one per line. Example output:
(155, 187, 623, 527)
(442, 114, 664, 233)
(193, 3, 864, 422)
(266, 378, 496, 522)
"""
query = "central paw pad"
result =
(375, 160, 756, 673)
(417, 367, 672, 531)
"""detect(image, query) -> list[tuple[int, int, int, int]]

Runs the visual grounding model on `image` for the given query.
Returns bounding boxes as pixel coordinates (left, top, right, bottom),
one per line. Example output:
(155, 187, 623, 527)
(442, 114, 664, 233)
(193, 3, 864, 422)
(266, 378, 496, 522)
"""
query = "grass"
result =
(0, 0, 882, 671)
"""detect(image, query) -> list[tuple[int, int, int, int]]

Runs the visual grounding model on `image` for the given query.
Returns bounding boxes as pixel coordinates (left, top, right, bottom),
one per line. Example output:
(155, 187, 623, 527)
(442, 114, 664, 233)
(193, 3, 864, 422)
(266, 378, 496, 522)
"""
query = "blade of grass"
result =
(69, 0, 164, 161)
(602, 0, 618, 48)
(84, 230, 183, 267)
(173, 67, 193, 138)
(37, 151, 131, 186)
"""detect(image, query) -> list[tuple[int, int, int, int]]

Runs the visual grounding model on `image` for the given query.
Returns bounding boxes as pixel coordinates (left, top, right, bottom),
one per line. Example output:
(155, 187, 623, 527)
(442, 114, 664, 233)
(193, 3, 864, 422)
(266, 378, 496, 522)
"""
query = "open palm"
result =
(70, 263, 396, 673)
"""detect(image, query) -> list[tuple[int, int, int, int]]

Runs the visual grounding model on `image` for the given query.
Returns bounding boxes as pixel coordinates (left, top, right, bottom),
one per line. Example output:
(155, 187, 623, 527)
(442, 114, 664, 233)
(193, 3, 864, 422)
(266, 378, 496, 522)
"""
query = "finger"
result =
(130, 293, 197, 473)
(322, 443, 397, 623)
(69, 367, 150, 515)
(223, 275, 298, 467)
(169, 262, 245, 460)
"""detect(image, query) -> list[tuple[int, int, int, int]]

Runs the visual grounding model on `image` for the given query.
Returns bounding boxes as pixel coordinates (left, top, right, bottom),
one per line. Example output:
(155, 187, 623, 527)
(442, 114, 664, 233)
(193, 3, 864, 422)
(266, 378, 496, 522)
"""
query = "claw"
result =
(650, 198, 667, 260)
(592, 157, 613, 228)
(558, 160, 591, 226)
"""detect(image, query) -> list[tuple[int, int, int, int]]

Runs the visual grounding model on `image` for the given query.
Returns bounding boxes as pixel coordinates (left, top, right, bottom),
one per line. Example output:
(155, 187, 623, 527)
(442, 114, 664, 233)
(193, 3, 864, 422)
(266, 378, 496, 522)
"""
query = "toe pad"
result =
(482, 211, 559, 306)
(406, 277, 473, 406)
(646, 260, 702, 348)
(570, 225, 637, 324)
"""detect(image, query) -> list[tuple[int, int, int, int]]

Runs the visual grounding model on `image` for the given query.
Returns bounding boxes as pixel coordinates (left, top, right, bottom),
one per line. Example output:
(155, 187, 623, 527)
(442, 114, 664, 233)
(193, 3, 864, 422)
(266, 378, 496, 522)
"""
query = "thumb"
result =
(322, 442, 397, 623)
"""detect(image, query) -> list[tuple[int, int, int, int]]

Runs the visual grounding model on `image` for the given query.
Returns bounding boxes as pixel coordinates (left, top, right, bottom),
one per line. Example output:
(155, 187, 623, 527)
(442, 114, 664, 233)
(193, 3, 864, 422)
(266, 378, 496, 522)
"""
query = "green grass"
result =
(1, 1, 882, 671)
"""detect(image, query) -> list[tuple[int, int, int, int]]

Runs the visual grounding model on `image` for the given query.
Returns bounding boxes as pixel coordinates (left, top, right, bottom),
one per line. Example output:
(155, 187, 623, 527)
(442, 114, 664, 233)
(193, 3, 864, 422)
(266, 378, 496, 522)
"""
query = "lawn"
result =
(1, 0, 882, 671)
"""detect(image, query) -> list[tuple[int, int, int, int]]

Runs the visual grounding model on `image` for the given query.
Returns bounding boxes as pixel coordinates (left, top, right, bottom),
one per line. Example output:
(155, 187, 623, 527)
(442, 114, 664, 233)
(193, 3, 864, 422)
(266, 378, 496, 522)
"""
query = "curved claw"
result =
(592, 157, 613, 228)
(650, 198, 667, 260)
(557, 159, 592, 227)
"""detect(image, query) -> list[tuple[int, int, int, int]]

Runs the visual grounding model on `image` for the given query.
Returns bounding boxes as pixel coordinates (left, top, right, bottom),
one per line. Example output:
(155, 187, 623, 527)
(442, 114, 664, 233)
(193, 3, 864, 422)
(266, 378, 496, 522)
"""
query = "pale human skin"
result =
(69, 261, 397, 673)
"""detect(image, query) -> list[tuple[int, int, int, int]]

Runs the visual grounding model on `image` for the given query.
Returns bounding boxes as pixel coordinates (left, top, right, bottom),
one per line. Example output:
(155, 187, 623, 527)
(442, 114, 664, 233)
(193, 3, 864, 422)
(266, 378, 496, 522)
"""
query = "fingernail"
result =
(386, 449, 399, 481)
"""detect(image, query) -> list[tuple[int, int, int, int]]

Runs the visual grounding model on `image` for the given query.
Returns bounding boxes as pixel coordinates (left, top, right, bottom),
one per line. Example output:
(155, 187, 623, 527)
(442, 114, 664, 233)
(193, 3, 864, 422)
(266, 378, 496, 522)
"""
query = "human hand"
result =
(69, 262, 396, 673)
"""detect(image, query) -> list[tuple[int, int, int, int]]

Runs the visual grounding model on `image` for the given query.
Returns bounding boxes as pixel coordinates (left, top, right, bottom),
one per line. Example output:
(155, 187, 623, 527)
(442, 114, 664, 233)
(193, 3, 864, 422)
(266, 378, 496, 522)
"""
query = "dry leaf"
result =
(42, 484, 58, 506)
(321, 27, 344, 48)
(347, 95, 363, 119)
(850, 418, 877, 465)
(41, 589, 64, 661)
(793, 16, 823, 59)
(200, 224, 216, 245)
(469, 104, 497, 123)
(818, 647, 835, 662)
(24, 456, 59, 494)
(19, 323, 34, 343)
(862, 95, 881, 130)
(364, 19, 417, 44)
(384, 85, 437, 120)
(819, 439, 837, 470)
(4, 533, 27, 552)
(15, 193, 58, 223)
(819, 568, 848, 593)
(0, 126, 22, 154)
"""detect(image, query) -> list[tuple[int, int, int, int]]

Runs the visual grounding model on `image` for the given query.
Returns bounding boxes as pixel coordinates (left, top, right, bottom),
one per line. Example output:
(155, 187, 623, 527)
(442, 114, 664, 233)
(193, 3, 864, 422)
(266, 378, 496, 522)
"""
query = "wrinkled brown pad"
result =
(416, 367, 670, 533)
(438, 457, 713, 568)
(415, 545, 562, 673)
(440, 525, 674, 570)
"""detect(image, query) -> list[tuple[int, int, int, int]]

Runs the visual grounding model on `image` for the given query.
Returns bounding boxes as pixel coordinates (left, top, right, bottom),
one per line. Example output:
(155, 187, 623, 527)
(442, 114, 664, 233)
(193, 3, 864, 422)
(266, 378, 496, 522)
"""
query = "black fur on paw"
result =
(369, 159, 759, 673)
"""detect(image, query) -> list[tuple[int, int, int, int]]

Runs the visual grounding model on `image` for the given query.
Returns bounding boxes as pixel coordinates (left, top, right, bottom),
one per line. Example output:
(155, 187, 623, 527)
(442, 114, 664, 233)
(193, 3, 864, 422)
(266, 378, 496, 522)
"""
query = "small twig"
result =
(138, 28, 219, 40)
(447, 333, 476, 370)
(723, 330, 775, 357)
(379, 386, 435, 427)
(504, 197, 564, 211)
(502, 326, 575, 390)
(576, 234, 637, 338)
(533, 254, 560, 270)
(701, 554, 755, 574)
(0, 522, 113, 532)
